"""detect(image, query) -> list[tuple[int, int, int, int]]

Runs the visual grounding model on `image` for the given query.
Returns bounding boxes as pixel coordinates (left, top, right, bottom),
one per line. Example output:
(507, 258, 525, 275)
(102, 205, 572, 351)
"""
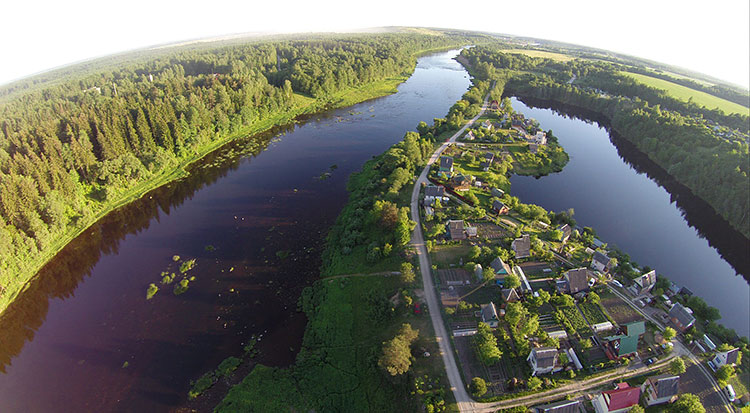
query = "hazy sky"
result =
(1, 0, 748, 88)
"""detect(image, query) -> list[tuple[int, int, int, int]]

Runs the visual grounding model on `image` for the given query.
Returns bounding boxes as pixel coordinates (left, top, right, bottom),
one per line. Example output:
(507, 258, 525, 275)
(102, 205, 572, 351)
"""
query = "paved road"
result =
(410, 89, 492, 412)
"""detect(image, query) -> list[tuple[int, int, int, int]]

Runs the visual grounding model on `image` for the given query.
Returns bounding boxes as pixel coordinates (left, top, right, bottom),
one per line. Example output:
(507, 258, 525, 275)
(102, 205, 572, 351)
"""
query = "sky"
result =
(1, 0, 748, 89)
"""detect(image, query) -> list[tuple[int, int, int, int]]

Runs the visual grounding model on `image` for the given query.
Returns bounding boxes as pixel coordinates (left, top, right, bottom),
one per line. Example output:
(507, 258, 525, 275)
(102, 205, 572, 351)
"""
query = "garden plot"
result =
(599, 290, 642, 324)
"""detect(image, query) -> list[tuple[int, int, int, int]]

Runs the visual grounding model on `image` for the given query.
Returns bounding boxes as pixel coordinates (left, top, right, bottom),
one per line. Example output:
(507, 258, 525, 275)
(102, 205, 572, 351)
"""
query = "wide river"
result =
(509, 97, 750, 338)
(1, 50, 748, 412)
(0, 50, 472, 412)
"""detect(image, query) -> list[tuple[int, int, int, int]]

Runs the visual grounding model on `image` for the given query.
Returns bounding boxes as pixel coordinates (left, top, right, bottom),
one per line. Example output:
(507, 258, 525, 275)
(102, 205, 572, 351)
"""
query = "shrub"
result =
(146, 283, 159, 300)
(469, 377, 487, 398)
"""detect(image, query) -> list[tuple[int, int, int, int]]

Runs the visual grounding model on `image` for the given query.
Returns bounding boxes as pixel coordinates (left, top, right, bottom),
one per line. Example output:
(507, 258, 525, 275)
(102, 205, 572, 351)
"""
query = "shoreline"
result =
(508, 93, 750, 280)
(0, 73, 414, 318)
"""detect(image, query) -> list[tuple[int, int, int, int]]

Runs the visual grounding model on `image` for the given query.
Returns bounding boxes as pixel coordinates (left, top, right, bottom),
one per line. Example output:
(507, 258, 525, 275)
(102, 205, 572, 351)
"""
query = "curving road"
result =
(410, 90, 492, 412)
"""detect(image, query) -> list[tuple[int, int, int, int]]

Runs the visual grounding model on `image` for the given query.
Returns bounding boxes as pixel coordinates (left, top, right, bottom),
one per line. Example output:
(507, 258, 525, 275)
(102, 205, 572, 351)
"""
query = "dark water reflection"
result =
(0, 50, 471, 412)
(508, 96, 750, 337)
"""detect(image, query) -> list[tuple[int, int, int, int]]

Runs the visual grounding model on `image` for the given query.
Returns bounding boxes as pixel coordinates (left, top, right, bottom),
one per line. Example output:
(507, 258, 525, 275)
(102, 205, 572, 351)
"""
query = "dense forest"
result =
(461, 46, 750, 238)
(0, 31, 485, 313)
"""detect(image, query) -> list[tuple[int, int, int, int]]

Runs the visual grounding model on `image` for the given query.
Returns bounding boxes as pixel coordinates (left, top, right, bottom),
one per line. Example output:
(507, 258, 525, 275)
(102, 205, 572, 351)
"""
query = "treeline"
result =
(460, 46, 750, 238)
(463, 46, 749, 132)
(0, 32, 482, 307)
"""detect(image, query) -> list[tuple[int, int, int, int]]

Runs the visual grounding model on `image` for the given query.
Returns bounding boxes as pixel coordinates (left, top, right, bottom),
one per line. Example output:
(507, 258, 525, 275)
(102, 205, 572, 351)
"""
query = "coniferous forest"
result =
(0, 32, 482, 311)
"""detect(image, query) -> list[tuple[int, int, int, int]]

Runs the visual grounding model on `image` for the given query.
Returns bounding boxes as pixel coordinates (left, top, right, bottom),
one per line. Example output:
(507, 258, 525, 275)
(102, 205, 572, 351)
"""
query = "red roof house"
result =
(592, 383, 641, 413)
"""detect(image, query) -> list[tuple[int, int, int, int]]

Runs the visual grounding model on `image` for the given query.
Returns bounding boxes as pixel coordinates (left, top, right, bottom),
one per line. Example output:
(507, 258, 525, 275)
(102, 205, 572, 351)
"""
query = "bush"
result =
(217, 357, 242, 377)
(146, 283, 159, 300)
(670, 357, 686, 375)
(527, 376, 542, 390)
(400, 262, 416, 283)
(189, 372, 217, 399)
(469, 377, 487, 398)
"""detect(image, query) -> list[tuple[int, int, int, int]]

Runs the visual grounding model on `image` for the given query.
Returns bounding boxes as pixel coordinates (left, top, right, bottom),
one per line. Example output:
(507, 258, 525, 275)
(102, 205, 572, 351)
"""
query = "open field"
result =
(503, 49, 575, 62)
(431, 244, 472, 267)
(621, 71, 749, 115)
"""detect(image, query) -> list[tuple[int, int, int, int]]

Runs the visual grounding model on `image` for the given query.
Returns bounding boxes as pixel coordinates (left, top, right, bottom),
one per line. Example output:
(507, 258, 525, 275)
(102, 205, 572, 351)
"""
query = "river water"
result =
(2, 51, 748, 412)
(0, 50, 472, 412)
(508, 97, 750, 338)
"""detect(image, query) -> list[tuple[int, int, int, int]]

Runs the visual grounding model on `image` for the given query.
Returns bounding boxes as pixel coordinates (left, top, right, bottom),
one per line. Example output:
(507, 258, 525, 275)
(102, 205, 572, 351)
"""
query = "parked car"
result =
(645, 358, 655, 366)
(611, 280, 623, 288)
(724, 384, 736, 402)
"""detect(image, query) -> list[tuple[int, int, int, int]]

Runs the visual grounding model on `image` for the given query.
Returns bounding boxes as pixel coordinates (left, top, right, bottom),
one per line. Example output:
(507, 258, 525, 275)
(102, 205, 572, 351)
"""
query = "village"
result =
(417, 100, 748, 412)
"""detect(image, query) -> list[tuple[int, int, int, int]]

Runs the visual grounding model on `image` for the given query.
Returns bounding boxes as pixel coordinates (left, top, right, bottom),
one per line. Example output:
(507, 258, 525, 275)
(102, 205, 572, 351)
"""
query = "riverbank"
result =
(0, 49, 478, 412)
(214, 73, 492, 413)
(0, 74, 412, 317)
(510, 94, 749, 280)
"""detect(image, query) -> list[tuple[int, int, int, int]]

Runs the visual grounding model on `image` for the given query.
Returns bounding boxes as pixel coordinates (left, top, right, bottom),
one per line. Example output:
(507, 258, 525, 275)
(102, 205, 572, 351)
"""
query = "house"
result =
(668, 302, 696, 332)
(465, 225, 478, 238)
(512, 234, 531, 259)
(492, 200, 510, 215)
(642, 374, 680, 406)
(712, 348, 740, 369)
(446, 220, 467, 240)
(450, 174, 471, 191)
(558, 268, 592, 294)
(480, 302, 499, 328)
(529, 143, 539, 154)
(465, 130, 475, 140)
(591, 251, 615, 273)
(530, 131, 547, 145)
(511, 114, 525, 128)
(592, 383, 641, 413)
(490, 257, 511, 284)
(634, 270, 656, 294)
(527, 347, 560, 376)
(480, 161, 490, 171)
(557, 224, 572, 243)
(481, 120, 493, 130)
(490, 100, 499, 110)
(532, 399, 585, 413)
(424, 184, 446, 199)
(501, 288, 520, 303)
(484, 152, 495, 163)
(604, 333, 639, 359)
(439, 156, 454, 173)
(491, 188, 505, 198)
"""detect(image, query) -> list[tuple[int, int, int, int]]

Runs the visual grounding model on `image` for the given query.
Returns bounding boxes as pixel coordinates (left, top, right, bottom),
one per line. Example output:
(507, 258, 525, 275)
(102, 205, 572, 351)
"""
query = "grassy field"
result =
(431, 244, 472, 268)
(620, 71, 749, 115)
(216, 272, 455, 412)
(503, 49, 575, 62)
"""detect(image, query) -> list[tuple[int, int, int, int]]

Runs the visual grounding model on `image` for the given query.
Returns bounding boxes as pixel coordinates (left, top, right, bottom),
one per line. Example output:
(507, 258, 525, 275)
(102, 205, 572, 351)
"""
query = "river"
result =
(508, 97, 750, 338)
(0, 49, 472, 412)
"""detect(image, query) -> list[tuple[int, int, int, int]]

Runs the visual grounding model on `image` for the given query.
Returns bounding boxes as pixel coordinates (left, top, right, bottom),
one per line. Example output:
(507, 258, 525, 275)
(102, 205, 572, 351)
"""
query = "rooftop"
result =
(646, 374, 680, 399)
